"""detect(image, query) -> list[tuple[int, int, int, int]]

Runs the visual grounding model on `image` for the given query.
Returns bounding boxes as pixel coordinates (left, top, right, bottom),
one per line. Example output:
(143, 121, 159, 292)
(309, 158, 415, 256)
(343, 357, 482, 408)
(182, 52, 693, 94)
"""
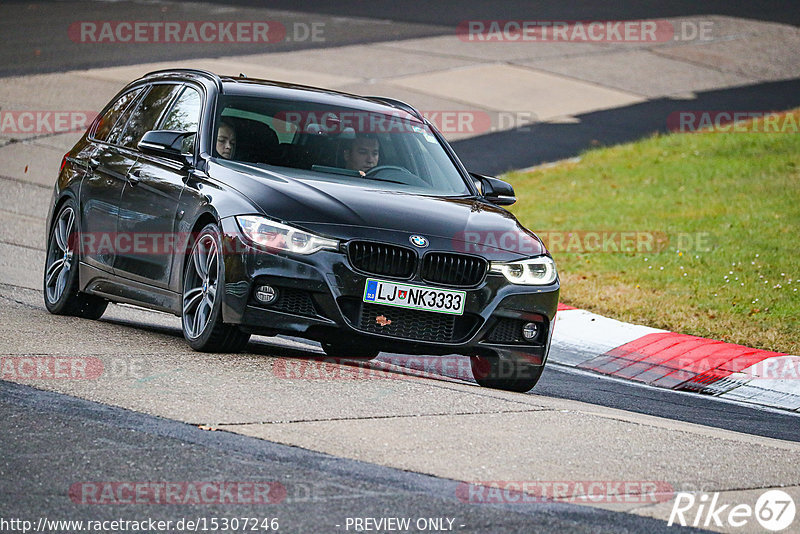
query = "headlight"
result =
(236, 215, 339, 255)
(490, 256, 557, 285)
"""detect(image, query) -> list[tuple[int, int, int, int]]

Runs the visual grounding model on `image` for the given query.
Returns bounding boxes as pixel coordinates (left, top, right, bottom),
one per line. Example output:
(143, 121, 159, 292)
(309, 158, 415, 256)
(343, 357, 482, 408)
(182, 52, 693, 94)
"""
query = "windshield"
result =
(213, 95, 471, 196)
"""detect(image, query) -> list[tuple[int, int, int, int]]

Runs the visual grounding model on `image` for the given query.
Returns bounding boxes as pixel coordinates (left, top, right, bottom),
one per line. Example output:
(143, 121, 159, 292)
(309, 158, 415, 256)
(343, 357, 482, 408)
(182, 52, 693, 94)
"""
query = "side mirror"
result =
(138, 130, 194, 163)
(470, 172, 516, 206)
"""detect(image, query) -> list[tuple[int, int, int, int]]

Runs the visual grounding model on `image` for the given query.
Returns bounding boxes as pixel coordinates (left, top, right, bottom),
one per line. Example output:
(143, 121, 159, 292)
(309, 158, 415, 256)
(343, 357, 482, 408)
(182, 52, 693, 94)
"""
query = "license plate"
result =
(363, 279, 466, 315)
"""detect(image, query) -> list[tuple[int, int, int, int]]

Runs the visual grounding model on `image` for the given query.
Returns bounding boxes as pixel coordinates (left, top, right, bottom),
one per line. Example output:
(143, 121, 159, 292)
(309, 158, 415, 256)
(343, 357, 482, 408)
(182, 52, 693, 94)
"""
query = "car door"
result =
(113, 84, 203, 288)
(79, 87, 144, 272)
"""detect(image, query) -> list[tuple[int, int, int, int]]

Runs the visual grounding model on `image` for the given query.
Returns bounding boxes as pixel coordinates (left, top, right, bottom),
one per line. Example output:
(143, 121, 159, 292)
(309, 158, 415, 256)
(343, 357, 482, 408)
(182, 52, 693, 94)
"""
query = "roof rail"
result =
(142, 68, 223, 90)
(368, 96, 423, 121)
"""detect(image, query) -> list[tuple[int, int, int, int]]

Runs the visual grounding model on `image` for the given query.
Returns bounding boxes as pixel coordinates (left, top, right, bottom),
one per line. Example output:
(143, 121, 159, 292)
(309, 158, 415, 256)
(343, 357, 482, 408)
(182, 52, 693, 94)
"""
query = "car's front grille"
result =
(359, 303, 455, 342)
(271, 287, 317, 317)
(356, 302, 480, 343)
(348, 241, 416, 278)
(348, 242, 487, 288)
(420, 253, 487, 287)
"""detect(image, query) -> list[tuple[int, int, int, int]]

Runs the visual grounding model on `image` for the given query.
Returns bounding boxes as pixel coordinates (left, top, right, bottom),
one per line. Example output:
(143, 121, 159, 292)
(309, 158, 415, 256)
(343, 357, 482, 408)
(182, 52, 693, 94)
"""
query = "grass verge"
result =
(505, 110, 800, 354)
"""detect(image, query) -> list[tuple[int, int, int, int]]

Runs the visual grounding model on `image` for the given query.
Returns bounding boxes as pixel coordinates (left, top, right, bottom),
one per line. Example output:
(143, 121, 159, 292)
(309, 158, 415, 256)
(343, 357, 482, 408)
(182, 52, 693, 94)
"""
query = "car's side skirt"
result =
(80, 262, 182, 316)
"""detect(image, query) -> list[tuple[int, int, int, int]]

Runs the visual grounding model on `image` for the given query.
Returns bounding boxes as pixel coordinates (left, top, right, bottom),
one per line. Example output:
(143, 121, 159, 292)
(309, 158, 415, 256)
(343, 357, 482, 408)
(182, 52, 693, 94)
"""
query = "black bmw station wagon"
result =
(44, 69, 559, 391)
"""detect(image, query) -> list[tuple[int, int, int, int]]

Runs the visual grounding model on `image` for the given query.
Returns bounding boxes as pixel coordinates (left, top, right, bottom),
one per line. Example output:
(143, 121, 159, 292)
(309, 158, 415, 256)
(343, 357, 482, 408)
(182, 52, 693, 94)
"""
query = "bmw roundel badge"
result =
(409, 235, 429, 248)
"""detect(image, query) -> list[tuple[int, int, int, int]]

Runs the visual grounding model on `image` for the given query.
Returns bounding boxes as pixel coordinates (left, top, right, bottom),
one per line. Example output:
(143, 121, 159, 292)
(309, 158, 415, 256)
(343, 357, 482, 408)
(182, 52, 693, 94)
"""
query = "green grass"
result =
(505, 110, 800, 354)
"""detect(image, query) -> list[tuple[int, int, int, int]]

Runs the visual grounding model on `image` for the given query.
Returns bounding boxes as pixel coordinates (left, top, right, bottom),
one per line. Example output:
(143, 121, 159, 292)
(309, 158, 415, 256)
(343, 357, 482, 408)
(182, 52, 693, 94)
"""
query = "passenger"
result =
(215, 121, 236, 159)
(343, 134, 379, 173)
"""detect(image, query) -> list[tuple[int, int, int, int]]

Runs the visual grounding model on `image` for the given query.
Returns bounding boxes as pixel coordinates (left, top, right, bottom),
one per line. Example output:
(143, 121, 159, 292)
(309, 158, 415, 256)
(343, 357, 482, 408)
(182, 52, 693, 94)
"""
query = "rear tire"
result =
(182, 223, 250, 352)
(43, 199, 107, 319)
(470, 354, 544, 392)
(321, 341, 379, 360)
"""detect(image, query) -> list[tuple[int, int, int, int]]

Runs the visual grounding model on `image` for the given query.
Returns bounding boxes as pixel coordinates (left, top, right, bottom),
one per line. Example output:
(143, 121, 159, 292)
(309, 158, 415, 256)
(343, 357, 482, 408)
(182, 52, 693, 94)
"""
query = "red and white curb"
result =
(550, 304, 800, 412)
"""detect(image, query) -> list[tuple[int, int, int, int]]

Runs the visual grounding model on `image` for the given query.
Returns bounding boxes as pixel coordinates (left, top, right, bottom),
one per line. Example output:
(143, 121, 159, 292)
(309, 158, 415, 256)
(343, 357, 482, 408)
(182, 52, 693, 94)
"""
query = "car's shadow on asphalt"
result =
(99, 315, 185, 339)
(76, 314, 800, 442)
(99, 315, 324, 357)
(99, 314, 478, 386)
(97, 315, 427, 366)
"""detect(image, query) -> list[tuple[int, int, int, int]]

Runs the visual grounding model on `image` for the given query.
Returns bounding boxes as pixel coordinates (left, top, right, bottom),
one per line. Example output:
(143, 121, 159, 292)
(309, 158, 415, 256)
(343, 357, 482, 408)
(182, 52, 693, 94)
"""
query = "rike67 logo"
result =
(668, 490, 796, 531)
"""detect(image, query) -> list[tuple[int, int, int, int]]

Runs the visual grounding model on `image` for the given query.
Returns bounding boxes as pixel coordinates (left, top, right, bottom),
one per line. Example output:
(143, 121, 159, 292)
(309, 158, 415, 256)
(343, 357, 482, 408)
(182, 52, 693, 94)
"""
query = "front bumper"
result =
(219, 218, 560, 365)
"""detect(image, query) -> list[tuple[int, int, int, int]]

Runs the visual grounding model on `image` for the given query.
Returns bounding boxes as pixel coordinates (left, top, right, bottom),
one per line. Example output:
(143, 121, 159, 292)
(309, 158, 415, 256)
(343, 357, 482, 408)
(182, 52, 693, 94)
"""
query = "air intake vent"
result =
(271, 287, 317, 317)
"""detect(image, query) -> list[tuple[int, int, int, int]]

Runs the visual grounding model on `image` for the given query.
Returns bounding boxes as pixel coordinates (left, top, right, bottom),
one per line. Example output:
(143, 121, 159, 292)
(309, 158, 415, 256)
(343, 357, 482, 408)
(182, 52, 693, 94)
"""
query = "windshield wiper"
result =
(365, 176, 405, 185)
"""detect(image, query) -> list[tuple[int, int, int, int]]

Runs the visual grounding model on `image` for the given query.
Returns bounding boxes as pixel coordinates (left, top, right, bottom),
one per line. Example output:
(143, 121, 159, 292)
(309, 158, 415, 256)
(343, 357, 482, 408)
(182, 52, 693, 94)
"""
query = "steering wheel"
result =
(365, 165, 411, 177)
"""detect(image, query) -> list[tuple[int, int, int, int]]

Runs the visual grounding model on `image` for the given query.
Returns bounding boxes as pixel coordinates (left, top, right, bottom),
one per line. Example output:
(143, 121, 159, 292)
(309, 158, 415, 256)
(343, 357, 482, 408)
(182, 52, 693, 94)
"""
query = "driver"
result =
(343, 134, 379, 173)
(215, 121, 237, 160)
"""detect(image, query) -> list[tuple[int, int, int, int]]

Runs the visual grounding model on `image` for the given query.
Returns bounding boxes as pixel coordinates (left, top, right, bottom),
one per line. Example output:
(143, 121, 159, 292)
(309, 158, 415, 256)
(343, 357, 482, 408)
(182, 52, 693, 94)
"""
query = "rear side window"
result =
(93, 88, 143, 142)
(114, 84, 182, 149)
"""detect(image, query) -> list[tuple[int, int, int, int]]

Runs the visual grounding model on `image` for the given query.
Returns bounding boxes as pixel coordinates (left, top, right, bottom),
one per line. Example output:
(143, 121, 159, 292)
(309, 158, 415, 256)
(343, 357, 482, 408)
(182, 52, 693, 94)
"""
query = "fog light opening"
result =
(255, 285, 278, 305)
(521, 322, 539, 342)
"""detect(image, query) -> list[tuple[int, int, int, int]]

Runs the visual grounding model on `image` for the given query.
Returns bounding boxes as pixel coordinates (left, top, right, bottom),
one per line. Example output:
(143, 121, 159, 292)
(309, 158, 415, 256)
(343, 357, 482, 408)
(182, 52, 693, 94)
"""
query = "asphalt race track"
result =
(1, 2, 799, 533)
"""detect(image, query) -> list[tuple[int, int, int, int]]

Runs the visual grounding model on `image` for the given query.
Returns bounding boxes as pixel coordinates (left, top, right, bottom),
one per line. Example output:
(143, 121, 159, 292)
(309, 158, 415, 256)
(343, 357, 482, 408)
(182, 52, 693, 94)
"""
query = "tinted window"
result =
(159, 86, 202, 153)
(115, 84, 181, 149)
(214, 96, 470, 196)
(93, 88, 143, 142)
(222, 107, 297, 144)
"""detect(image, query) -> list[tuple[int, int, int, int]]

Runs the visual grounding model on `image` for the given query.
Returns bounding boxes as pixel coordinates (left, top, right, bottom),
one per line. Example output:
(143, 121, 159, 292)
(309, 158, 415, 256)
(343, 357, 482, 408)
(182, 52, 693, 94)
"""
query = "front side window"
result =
(159, 86, 202, 154)
(213, 95, 471, 196)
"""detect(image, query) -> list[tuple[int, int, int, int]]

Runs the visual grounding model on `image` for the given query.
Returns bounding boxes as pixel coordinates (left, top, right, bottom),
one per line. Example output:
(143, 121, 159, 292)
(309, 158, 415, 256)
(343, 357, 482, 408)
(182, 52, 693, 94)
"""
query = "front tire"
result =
(470, 354, 544, 392)
(182, 223, 250, 352)
(43, 200, 107, 319)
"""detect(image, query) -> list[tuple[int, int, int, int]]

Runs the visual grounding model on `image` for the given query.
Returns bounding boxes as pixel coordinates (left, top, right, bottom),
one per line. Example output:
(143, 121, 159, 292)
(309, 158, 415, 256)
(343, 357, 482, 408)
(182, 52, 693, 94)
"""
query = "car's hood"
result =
(211, 160, 545, 258)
